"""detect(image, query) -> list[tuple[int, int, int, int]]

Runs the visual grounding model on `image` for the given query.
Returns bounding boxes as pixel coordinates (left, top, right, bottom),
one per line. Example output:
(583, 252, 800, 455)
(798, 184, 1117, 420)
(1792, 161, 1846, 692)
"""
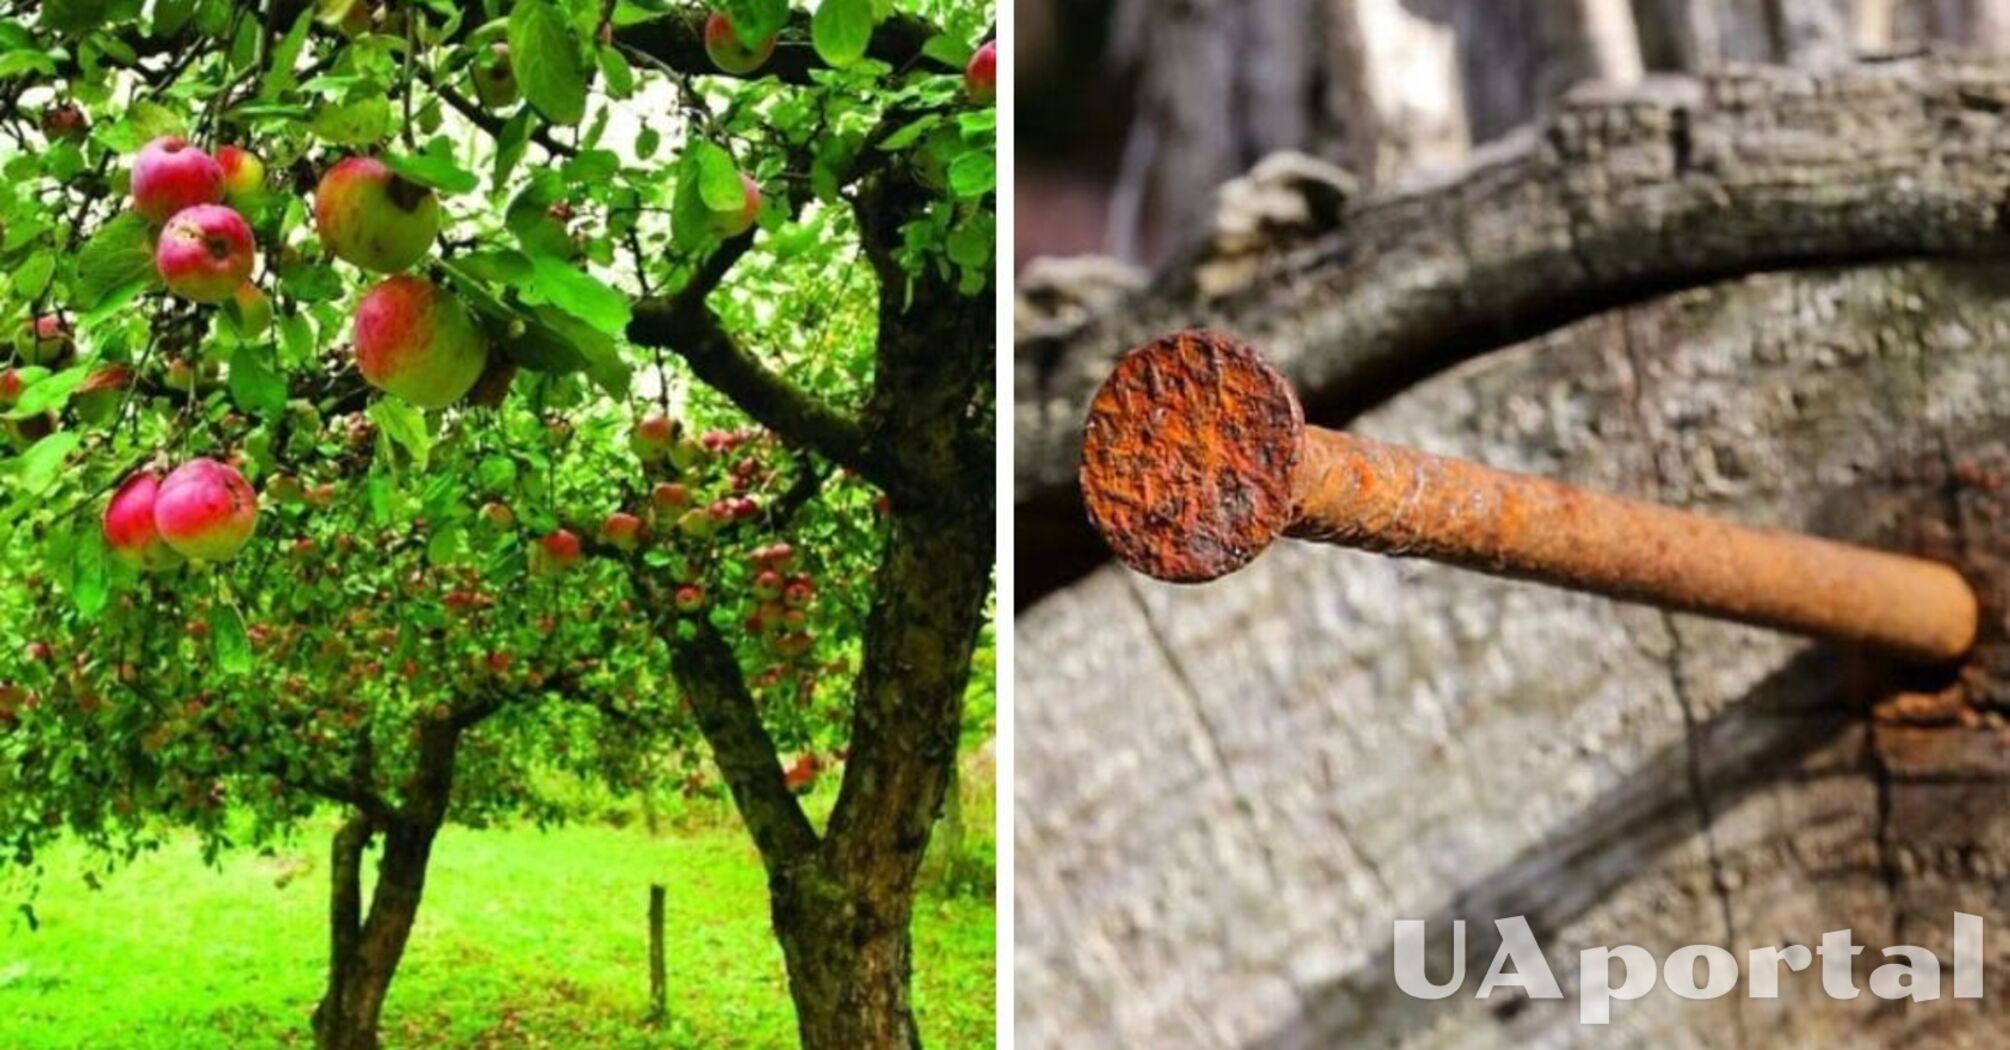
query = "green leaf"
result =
(598, 45, 634, 98)
(8, 432, 79, 496)
(691, 141, 743, 212)
(0, 51, 58, 80)
(259, 9, 315, 99)
(74, 213, 157, 311)
(311, 95, 393, 145)
(385, 140, 480, 194)
(369, 398, 435, 468)
(721, 0, 788, 47)
(920, 32, 971, 67)
(72, 529, 109, 619)
(947, 151, 994, 199)
(494, 108, 532, 187)
(527, 254, 631, 336)
(811, 0, 873, 67)
(6, 365, 86, 419)
(154, 0, 197, 36)
(476, 455, 517, 491)
(946, 212, 992, 268)
(227, 346, 288, 418)
(96, 99, 184, 152)
(531, 305, 630, 396)
(878, 115, 939, 152)
(10, 250, 54, 300)
(509, 0, 589, 127)
(213, 605, 252, 675)
(39, 0, 113, 35)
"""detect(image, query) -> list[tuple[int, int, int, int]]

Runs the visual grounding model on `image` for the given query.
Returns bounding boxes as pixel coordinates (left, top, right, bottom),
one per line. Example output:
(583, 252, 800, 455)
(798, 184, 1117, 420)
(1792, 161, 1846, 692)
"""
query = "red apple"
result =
(103, 472, 183, 570)
(131, 137, 224, 225)
(315, 156, 441, 273)
(674, 582, 706, 612)
(41, 102, 88, 142)
(965, 41, 996, 103)
(154, 457, 258, 562)
(631, 413, 679, 461)
(600, 511, 644, 550)
(215, 145, 265, 205)
(156, 204, 257, 303)
(0, 369, 22, 408)
(783, 576, 815, 608)
(710, 172, 761, 236)
(753, 569, 783, 601)
(353, 275, 488, 409)
(652, 482, 691, 513)
(535, 529, 582, 574)
(73, 364, 134, 425)
(703, 12, 776, 75)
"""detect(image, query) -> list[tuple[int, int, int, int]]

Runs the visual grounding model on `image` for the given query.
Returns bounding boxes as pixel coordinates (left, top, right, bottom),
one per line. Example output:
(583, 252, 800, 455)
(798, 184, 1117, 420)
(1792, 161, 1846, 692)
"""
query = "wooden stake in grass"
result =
(648, 884, 668, 1025)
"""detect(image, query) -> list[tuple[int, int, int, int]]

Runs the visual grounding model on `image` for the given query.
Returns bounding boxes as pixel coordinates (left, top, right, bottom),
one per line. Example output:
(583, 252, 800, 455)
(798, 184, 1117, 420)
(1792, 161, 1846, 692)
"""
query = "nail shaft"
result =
(1079, 330, 1979, 663)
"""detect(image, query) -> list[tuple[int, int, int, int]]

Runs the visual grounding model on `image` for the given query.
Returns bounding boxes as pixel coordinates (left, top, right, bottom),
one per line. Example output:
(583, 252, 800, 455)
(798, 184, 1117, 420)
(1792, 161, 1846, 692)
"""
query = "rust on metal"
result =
(1080, 330, 1304, 583)
(1080, 329, 1982, 664)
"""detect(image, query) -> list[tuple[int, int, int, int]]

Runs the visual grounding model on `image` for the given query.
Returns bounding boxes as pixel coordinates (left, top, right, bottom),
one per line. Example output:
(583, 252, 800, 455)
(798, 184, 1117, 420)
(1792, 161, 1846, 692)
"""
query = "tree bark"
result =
(310, 723, 463, 1050)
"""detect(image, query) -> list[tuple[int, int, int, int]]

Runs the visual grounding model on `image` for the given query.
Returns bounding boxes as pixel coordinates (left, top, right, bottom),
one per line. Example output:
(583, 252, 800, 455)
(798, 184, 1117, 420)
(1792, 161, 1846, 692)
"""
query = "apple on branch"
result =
(153, 458, 259, 562)
(103, 472, 185, 571)
(156, 204, 257, 303)
(704, 11, 777, 75)
(131, 136, 224, 225)
(966, 41, 996, 103)
(315, 156, 441, 274)
(352, 275, 489, 409)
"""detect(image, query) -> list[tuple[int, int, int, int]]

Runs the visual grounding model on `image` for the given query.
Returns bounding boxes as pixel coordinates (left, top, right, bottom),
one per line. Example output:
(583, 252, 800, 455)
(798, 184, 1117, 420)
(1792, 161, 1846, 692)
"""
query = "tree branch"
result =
(666, 616, 819, 868)
(627, 241, 886, 489)
(615, 7, 952, 87)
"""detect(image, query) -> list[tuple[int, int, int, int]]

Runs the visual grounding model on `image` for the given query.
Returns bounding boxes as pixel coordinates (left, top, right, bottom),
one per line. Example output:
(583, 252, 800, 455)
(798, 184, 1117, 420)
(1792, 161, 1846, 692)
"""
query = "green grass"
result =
(0, 801, 994, 1049)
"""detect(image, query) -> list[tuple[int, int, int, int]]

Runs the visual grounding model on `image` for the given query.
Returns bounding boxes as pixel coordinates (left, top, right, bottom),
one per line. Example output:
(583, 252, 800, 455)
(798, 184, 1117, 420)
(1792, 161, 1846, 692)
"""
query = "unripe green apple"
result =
(15, 315, 71, 366)
(703, 12, 776, 75)
(227, 282, 272, 339)
(352, 275, 488, 409)
(472, 42, 519, 109)
(709, 172, 761, 237)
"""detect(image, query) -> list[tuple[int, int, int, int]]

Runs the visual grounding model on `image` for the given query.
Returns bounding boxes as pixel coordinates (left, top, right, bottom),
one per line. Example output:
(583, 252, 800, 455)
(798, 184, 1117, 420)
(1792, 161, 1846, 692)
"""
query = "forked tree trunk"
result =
(310, 724, 462, 1050)
(312, 818, 445, 1050)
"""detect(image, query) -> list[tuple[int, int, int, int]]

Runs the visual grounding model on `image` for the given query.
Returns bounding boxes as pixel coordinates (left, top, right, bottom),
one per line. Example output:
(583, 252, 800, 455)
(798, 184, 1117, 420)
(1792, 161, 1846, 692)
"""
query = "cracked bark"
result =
(1018, 62, 2010, 1048)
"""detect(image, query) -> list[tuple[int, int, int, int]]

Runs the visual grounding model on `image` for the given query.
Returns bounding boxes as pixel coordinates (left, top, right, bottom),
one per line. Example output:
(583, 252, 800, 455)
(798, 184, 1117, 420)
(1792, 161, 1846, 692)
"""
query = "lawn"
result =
(0, 796, 994, 1049)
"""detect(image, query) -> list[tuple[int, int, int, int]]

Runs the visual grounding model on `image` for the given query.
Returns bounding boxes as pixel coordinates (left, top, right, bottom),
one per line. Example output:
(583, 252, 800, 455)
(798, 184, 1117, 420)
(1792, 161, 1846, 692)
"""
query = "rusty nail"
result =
(1079, 330, 1980, 664)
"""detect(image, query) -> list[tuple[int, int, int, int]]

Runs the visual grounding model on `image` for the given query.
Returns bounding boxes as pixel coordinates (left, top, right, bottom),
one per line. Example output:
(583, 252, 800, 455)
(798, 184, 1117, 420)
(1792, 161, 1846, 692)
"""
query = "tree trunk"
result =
(771, 860, 924, 1050)
(312, 818, 443, 1050)
(310, 724, 461, 1050)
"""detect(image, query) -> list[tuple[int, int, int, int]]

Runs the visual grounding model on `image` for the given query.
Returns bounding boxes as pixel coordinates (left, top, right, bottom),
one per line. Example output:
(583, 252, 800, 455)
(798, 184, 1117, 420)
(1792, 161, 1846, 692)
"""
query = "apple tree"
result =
(0, 1, 995, 1049)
